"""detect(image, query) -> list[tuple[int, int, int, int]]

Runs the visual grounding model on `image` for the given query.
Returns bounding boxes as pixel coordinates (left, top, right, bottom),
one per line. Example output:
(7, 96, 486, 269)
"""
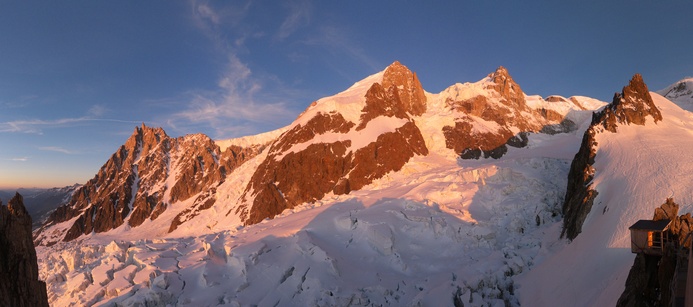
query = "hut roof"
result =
(629, 219, 671, 231)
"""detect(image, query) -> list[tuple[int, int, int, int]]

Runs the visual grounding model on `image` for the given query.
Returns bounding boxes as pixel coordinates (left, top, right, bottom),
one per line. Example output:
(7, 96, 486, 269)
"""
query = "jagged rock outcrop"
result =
(236, 62, 429, 225)
(596, 74, 662, 132)
(35, 124, 261, 245)
(616, 252, 671, 307)
(442, 66, 572, 159)
(617, 198, 692, 307)
(562, 74, 662, 240)
(0, 193, 49, 307)
(559, 126, 599, 240)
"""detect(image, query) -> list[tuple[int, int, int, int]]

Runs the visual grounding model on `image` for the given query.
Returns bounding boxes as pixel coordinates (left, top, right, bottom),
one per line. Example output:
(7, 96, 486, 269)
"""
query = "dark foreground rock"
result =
(0, 193, 49, 307)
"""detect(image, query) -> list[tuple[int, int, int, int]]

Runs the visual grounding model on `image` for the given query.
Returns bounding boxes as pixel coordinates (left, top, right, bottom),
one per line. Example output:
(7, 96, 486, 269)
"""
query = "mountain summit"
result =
(596, 74, 662, 132)
(237, 61, 429, 225)
(441, 66, 574, 159)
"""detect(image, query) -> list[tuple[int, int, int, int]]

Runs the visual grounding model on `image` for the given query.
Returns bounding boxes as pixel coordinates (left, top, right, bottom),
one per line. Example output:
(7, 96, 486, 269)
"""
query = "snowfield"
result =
(38, 151, 574, 306)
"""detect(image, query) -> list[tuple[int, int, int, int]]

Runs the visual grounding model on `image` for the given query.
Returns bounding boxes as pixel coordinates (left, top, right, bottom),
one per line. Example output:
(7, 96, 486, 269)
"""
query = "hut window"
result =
(648, 231, 662, 248)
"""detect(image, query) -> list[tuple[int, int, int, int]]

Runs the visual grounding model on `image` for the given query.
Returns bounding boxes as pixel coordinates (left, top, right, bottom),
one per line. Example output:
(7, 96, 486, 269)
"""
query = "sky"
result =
(1, 0, 692, 189)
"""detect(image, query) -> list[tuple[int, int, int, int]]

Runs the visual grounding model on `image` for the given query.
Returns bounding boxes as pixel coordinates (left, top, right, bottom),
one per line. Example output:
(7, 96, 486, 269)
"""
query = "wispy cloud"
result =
(87, 104, 108, 117)
(0, 118, 85, 134)
(167, 53, 292, 137)
(196, 3, 221, 25)
(304, 26, 382, 72)
(277, 0, 312, 40)
(168, 1, 299, 139)
(0, 95, 39, 109)
(39, 146, 75, 154)
(10, 157, 28, 162)
(0, 107, 142, 135)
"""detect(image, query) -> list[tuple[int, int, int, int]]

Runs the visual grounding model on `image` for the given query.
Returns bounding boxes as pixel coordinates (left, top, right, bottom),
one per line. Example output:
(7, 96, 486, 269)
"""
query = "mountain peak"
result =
(621, 73, 651, 103)
(488, 66, 519, 90)
(381, 61, 427, 116)
(597, 73, 662, 132)
(7, 192, 28, 217)
(658, 77, 693, 103)
(482, 65, 525, 111)
(491, 66, 510, 78)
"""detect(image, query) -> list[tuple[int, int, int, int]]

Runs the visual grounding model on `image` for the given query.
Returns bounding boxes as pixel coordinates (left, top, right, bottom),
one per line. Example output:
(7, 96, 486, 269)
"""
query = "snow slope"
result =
(37, 126, 600, 306)
(517, 92, 693, 306)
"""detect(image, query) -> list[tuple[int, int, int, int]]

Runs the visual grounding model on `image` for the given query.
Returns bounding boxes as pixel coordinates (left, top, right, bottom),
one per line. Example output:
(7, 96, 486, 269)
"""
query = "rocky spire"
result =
(486, 66, 526, 109)
(0, 193, 49, 307)
(381, 61, 427, 116)
(598, 74, 662, 132)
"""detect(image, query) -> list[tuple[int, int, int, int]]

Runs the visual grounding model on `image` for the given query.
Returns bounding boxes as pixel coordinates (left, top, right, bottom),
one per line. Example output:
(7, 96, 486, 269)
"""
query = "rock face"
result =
(236, 62, 429, 225)
(562, 74, 662, 240)
(34, 124, 261, 245)
(596, 74, 662, 132)
(442, 67, 569, 159)
(0, 193, 49, 307)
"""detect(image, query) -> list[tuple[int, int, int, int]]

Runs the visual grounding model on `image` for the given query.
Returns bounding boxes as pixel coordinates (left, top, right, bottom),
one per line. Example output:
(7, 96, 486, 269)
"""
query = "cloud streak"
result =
(39, 146, 75, 154)
(168, 1, 300, 139)
(304, 26, 382, 72)
(0, 115, 142, 134)
(167, 54, 293, 137)
(277, 0, 312, 40)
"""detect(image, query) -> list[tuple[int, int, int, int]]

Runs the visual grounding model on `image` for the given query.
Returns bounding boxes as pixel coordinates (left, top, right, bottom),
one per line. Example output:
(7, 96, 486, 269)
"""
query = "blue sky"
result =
(1, 1, 692, 189)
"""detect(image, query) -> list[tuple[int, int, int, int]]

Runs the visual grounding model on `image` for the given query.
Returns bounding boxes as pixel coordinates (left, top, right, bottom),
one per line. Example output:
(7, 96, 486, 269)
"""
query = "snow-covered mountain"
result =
(34, 128, 264, 246)
(658, 77, 693, 110)
(34, 61, 693, 306)
(36, 62, 594, 246)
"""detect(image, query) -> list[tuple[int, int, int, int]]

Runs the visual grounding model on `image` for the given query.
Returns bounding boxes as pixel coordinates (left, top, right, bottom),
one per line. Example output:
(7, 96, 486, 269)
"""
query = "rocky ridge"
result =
(562, 74, 662, 240)
(236, 62, 429, 225)
(0, 193, 49, 307)
(34, 124, 262, 245)
(441, 67, 573, 159)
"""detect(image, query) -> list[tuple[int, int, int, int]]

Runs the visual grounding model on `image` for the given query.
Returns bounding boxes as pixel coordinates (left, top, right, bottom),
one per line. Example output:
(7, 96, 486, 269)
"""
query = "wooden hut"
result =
(629, 219, 672, 255)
